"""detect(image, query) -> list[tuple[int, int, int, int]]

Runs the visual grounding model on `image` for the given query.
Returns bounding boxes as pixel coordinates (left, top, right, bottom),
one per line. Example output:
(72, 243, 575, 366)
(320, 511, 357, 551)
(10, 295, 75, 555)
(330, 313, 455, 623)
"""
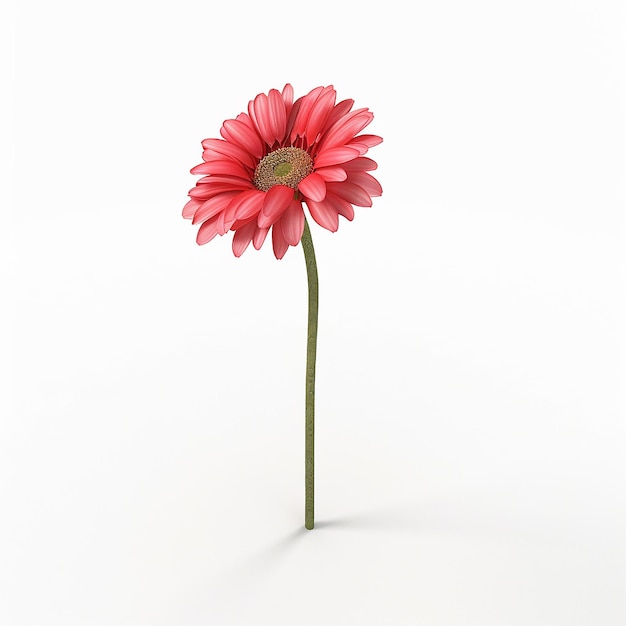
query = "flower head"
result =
(183, 84, 382, 259)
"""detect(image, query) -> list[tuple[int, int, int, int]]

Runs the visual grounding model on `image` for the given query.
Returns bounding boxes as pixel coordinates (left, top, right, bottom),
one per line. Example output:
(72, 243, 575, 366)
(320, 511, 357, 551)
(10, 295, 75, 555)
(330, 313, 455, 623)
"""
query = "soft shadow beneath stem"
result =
(314, 505, 424, 532)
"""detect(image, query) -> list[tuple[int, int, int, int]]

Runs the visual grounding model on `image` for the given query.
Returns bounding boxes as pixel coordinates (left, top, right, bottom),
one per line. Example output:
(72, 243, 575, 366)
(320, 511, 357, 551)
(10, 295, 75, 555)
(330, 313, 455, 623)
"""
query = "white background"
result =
(2, 1, 625, 625)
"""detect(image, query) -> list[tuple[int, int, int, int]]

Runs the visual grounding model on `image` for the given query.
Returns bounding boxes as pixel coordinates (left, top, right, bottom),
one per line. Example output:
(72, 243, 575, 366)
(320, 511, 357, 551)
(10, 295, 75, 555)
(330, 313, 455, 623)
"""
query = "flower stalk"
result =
(182, 84, 382, 531)
(301, 218, 318, 530)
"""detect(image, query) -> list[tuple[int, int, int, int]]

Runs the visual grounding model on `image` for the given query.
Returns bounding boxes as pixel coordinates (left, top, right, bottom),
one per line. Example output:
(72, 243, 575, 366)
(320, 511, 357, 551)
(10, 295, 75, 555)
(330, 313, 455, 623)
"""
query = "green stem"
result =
(301, 218, 318, 530)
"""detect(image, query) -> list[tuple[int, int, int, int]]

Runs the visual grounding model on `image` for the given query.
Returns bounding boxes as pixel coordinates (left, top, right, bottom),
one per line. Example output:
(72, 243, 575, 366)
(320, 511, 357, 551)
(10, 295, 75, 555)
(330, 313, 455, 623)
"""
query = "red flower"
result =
(183, 84, 382, 259)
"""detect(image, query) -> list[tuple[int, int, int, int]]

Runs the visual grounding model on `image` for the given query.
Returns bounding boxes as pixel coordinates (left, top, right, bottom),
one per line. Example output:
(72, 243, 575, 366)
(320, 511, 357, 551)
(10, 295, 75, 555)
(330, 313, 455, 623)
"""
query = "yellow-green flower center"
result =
(253, 147, 313, 192)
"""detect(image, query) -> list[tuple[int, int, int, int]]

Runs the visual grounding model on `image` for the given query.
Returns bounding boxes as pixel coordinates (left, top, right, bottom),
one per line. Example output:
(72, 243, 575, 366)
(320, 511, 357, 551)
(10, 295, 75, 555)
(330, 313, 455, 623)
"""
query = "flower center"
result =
(253, 147, 314, 192)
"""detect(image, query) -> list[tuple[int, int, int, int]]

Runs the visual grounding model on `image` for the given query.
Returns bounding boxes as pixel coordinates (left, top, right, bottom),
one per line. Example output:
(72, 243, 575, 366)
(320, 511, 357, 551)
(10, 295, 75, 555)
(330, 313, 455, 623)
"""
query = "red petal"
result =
(305, 198, 339, 232)
(347, 134, 383, 156)
(268, 88, 287, 144)
(304, 87, 336, 143)
(201, 138, 257, 168)
(232, 220, 257, 257)
(291, 86, 324, 142)
(189, 182, 241, 199)
(347, 171, 383, 197)
(298, 172, 326, 202)
(231, 189, 266, 220)
(183, 199, 201, 219)
(192, 191, 239, 225)
(280, 199, 305, 246)
(217, 194, 249, 235)
(194, 175, 253, 188)
(316, 167, 347, 182)
(216, 208, 231, 236)
(272, 223, 289, 260)
(325, 191, 355, 221)
(322, 99, 354, 132)
(318, 109, 373, 152)
(221, 118, 264, 159)
(249, 93, 274, 146)
(282, 83, 294, 119)
(327, 182, 372, 207)
(349, 134, 383, 149)
(258, 185, 294, 228)
(342, 157, 378, 172)
(196, 216, 220, 245)
(285, 97, 303, 141)
(252, 225, 269, 250)
(314, 146, 360, 168)
(190, 159, 250, 178)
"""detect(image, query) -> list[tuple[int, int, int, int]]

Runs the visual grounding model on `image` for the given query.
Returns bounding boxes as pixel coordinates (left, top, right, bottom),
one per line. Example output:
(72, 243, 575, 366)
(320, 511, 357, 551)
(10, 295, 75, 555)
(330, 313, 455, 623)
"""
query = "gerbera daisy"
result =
(183, 84, 382, 259)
